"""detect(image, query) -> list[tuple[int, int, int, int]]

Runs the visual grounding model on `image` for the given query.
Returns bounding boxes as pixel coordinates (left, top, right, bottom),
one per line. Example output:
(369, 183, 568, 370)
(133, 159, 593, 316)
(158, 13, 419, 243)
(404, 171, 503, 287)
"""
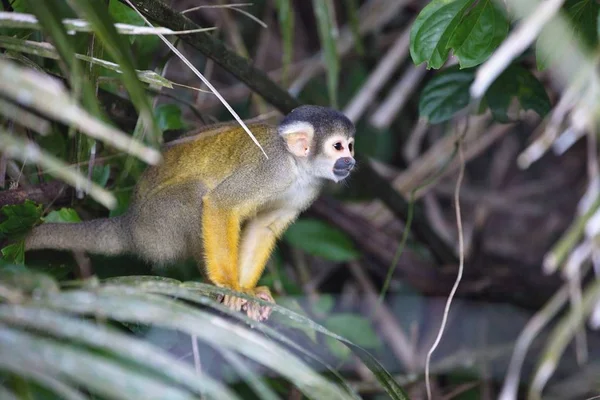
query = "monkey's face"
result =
(312, 135, 355, 182)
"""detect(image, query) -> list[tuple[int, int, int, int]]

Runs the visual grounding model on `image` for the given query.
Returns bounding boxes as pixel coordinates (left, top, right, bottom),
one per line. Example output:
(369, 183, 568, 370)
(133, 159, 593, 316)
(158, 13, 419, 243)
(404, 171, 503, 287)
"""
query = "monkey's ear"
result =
(278, 121, 315, 158)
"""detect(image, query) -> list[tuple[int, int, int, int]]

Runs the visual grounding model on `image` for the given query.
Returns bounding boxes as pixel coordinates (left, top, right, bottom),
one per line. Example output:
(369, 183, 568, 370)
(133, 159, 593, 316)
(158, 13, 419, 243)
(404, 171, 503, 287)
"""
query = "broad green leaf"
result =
(419, 65, 475, 123)
(312, 0, 339, 107)
(108, 0, 144, 25)
(485, 65, 551, 122)
(284, 219, 359, 262)
(537, 0, 599, 70)
(325, 314, 381, 359)
(1, 241, 25, 265)
(410, 0, 473, 69)
(43, 208, 82, 224)
(0, 200, 43, 238)
(155, 104, 185, 131)
(447, 0, 508, 68)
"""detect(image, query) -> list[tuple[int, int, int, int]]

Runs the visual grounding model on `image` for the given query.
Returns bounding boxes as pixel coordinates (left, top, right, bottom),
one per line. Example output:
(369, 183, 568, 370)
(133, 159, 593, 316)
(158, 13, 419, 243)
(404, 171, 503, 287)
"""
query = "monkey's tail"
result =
(25, 215, 132, 255)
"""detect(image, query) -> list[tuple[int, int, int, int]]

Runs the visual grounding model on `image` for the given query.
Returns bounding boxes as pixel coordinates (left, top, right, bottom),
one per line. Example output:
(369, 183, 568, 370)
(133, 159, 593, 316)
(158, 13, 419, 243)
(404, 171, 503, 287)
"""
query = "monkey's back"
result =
(125, 122, 287, 265)
(135, 123, 282, 201)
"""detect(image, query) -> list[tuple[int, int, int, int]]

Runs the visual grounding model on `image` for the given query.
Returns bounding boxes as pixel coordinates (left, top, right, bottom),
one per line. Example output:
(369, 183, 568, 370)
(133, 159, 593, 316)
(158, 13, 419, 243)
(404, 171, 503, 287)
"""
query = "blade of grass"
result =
(529, 279, 600, 399)
(0, 358, 87, 400)
(220, 348, 282, 400)
(0, 58, 160, 165)
(106, 278, 361, 400)
(179, 281, 409, 400)
(67, 0, 162, 146)
(0, 324, 200, 400)
(275, 0, 294, 86)
(0, 131, 115, 208)
(0, 36, 174, 88)
(0, 305, 239, 400)
(35, 288, 353, 400)
(0, 11, 214, 35)
(22, 0, 104, 121)
(312, 0, 339, 107)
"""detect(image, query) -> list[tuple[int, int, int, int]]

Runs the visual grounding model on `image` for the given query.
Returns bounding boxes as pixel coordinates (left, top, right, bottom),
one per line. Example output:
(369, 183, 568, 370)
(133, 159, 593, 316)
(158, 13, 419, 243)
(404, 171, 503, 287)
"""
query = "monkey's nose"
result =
(333, 157, 356, 176)
(340, 157, 355, 169)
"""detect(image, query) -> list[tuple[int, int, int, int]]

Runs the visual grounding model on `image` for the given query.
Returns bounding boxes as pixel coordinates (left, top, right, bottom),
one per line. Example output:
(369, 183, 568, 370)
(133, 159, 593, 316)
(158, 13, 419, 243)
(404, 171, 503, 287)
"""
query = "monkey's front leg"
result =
(201, 198, 247, 312)
(238, 209, 298, 321)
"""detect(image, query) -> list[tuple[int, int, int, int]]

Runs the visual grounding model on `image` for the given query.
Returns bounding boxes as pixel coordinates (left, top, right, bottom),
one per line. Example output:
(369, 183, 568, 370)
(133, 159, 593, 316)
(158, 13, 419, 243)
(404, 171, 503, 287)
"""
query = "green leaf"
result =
(537, 0, 599, 70)
(419, 65, 475, 123)
(43, 208, 82, 224)
(312, 294, 335, 315)
(155, 104, 185, 131)
(1, 241, 25, 265)
(284, 219, 359, 262)
(108, 0, 144, 25)
(0, 200, 43, 238)
(410, 0, 473, 69)
(312, 0, 339, 107)
(91, 165, 111, 187)
(447, 0, 508, 68)
(325, 314, 380, 360)
(485, 65, 551, 122)
(326, 314, 381, 348)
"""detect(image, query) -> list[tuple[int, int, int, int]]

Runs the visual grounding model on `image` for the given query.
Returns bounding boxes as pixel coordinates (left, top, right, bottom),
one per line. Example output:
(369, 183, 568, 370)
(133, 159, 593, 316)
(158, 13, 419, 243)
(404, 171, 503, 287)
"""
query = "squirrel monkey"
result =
(25, 105, 356, 320)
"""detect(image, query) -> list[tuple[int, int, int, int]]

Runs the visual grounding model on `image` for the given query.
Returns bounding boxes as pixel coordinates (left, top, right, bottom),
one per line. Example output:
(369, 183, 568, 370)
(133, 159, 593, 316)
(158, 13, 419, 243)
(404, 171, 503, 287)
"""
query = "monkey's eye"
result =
(348, 142, 354, 152)
(333, 142, 343, 151)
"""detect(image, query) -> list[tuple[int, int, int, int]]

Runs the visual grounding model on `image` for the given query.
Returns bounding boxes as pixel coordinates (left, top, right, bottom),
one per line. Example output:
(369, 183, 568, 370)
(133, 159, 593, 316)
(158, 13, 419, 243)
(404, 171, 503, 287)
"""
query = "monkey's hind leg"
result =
(201, 197, 249, 312)
(238, 209, 298, 321)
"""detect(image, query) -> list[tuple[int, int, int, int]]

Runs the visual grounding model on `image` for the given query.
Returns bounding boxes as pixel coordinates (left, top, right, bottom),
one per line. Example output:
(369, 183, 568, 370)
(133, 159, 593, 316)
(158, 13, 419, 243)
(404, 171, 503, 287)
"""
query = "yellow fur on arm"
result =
(238, 209, 298, 289)
(201, 197, 241, 290)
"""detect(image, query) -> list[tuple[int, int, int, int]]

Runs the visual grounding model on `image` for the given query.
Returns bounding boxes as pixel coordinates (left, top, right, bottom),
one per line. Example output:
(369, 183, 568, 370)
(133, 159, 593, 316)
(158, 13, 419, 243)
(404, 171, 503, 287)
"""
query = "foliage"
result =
(284, 219, 359, 262)
(411, 0, 553, 124)
(0, 270, 409, 400)
(1, 0, 599, 398)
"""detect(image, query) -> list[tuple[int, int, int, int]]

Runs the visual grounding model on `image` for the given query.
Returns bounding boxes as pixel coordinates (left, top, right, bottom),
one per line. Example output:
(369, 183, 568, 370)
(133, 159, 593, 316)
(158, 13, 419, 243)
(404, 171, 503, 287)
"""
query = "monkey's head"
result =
(278, 105, 356, 182)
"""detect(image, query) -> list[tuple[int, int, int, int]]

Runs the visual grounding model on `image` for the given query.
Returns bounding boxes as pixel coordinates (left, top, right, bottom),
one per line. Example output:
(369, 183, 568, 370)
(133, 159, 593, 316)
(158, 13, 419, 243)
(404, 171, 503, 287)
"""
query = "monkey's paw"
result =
(219, 293, 248, 312)
(243, 286, 275, 322)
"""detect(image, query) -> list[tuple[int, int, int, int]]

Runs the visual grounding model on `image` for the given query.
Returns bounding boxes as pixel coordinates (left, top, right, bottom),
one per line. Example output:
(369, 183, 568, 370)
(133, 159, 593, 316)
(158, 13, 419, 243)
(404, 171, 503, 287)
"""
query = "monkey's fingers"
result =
(221, 294, 248, 312)
(246, 286, 275, 321)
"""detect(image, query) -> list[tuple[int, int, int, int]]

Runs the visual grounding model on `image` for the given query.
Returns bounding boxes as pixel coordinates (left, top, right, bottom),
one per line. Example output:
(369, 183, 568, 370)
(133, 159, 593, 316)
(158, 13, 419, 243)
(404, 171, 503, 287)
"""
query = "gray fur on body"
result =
(24, 106, 354, 267)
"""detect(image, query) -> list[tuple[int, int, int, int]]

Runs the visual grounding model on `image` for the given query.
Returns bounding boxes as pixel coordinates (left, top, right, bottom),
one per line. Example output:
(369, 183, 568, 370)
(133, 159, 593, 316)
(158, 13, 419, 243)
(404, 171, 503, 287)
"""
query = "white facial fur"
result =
(312, 134, 355, 182)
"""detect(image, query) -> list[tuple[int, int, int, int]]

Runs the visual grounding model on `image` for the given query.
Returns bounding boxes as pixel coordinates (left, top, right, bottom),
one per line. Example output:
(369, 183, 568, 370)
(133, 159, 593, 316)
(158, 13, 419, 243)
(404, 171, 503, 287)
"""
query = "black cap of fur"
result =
(280, 105, 355, 139)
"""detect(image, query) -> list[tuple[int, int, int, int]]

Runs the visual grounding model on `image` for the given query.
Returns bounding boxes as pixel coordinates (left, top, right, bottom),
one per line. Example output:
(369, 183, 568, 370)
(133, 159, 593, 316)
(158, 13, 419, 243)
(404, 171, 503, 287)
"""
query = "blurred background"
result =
(1, 0, 599, 399)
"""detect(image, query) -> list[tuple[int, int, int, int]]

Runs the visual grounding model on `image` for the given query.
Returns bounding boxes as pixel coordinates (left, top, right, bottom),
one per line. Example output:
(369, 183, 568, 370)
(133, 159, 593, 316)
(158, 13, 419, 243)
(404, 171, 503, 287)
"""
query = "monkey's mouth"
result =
(333, 167, 352, 178)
